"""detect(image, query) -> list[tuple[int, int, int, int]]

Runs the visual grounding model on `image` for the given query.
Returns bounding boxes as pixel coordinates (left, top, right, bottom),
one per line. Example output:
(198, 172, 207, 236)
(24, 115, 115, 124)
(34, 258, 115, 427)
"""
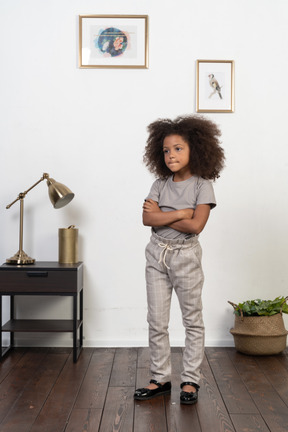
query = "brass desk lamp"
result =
(6, 173, 74, 265)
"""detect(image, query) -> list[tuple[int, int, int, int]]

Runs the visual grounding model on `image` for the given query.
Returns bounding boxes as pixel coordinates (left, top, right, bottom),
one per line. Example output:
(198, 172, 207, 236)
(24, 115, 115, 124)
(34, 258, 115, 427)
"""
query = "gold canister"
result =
(58, 225, 78, 263)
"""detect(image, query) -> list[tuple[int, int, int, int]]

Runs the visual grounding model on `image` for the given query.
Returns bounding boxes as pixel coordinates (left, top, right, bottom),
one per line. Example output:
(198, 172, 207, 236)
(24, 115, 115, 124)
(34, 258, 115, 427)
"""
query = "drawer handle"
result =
(26, 272, 48, 278)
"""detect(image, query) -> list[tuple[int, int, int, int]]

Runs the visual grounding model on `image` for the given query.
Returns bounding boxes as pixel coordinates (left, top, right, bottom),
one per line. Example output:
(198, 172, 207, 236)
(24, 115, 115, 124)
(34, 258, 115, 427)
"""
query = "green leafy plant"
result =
(228, 296, 288, 317)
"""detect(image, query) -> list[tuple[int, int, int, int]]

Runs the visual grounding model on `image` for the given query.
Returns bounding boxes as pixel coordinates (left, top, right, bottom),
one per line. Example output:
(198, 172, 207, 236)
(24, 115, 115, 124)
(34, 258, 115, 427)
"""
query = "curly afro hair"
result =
(143, 115, 225, 180)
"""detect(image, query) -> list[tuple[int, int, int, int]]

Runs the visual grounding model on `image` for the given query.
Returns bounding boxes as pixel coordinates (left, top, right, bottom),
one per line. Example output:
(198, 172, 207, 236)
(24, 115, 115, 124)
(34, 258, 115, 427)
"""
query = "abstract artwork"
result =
(196, 60, 234, 113)
(79, 15, 149, 69)
(97, 28, 128, 57)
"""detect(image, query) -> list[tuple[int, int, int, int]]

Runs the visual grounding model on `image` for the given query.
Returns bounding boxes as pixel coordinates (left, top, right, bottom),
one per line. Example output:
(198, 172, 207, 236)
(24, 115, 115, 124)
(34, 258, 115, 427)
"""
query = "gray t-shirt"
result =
(146, 175, 216, 239)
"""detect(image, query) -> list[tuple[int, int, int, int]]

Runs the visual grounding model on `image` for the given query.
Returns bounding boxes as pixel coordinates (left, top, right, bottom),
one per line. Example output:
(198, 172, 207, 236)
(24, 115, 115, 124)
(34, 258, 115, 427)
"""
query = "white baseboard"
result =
(8, 334, 235, 348)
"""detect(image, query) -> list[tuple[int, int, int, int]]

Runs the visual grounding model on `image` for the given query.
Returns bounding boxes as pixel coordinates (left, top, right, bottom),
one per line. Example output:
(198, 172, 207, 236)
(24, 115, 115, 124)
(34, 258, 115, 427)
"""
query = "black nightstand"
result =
(0, 261, 83, 362)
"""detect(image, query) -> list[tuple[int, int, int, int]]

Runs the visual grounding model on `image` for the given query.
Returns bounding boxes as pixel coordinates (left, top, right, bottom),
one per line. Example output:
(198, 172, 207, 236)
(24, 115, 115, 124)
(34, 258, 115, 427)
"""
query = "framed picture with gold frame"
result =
(79, 15, 149, 69)
(196, 60, 234, 112)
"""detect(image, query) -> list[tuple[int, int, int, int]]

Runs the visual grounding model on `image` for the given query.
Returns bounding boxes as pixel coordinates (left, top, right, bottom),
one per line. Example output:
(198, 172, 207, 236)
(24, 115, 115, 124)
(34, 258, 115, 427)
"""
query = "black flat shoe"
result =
(180, 381, 200, 405)
(134, 379, 171, 401)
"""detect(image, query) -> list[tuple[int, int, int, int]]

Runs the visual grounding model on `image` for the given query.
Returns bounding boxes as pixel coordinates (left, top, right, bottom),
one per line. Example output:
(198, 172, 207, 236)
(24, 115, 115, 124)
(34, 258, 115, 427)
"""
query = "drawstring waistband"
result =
(158, 243, 174, 269)
(150, 231, 199, 270)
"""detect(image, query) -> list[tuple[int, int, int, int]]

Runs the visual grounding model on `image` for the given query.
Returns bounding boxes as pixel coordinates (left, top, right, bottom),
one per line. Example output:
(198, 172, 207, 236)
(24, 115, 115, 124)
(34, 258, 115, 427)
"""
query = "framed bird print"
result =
(196, 60, 234, 113)
(79, 15, 149, 69)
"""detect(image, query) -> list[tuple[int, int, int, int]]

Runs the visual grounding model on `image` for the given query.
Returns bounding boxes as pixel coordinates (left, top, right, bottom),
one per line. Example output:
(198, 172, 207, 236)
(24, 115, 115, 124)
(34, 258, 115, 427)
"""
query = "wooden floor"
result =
(0, 347, 287, 431)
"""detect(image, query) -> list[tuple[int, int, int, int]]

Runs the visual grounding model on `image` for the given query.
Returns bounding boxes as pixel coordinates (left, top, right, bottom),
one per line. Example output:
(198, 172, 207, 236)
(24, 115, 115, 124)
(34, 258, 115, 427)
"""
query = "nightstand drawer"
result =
(0, 270, 78, 293)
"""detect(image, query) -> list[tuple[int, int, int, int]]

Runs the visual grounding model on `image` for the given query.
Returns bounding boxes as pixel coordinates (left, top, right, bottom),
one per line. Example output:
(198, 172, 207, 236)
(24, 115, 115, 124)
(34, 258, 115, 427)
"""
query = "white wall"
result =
(1, 0, 288, 348)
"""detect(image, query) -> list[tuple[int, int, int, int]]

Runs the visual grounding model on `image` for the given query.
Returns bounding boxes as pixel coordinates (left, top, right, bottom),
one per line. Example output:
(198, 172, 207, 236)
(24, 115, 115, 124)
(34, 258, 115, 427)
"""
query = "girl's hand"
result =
(182, 208, 194, 219)
(142, 200, 195, 228)
(143, 199, 161, 213)
(143, 200, 193, 218)
(168, 204, 211, 235)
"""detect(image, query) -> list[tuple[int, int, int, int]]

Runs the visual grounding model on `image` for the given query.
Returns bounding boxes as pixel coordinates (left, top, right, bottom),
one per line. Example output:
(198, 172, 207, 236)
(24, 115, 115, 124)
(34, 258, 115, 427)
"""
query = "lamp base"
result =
(6, 250, 35, 265)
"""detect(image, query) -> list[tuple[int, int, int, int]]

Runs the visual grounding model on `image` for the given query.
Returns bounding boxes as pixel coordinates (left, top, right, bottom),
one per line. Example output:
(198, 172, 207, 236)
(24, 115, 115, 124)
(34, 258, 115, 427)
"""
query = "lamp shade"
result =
(47, 178, 75, 209)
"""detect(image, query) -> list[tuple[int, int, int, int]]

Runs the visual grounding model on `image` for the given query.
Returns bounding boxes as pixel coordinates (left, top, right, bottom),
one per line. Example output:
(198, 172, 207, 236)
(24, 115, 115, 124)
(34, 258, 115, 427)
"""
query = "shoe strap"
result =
(180, 381, 200, 390)
(150, 379, 162, 388)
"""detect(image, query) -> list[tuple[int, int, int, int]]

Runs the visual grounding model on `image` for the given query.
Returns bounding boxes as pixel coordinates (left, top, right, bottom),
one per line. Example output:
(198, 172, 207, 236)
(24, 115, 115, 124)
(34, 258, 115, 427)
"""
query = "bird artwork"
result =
(208, 74, 222, 99)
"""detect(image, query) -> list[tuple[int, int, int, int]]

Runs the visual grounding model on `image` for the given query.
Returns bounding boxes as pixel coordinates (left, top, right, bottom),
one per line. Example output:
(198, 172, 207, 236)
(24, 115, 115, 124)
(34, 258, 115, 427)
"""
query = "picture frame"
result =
(196, 60, 234, 113)
(79, 15, 149, 69)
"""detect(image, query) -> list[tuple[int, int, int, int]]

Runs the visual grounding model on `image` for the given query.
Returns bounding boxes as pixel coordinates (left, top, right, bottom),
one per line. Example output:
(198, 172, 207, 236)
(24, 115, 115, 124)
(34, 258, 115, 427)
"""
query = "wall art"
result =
(79, 15, 149, 69)
(196, 60, 234, 112)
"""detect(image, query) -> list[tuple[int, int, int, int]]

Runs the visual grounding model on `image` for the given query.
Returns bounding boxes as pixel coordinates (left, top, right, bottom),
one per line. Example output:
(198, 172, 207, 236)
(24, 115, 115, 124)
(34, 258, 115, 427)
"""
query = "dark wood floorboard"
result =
(0, 347, 287, 431)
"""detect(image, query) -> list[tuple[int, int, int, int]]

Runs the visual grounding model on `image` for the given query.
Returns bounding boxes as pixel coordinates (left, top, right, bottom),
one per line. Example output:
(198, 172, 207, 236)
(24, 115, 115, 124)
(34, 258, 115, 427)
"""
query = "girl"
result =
(134, 115, 225, 404)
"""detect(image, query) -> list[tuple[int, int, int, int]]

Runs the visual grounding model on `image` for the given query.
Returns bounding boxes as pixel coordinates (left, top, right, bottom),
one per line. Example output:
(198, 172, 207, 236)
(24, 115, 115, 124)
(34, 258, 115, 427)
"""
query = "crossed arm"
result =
(142, 199, 211, 235)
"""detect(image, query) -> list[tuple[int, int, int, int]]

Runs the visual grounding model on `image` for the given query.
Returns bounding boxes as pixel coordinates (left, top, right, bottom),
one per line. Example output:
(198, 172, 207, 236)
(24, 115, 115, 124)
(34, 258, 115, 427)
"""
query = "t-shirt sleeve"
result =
(145, 179, 162, 202)
(196, 179, 217, 209)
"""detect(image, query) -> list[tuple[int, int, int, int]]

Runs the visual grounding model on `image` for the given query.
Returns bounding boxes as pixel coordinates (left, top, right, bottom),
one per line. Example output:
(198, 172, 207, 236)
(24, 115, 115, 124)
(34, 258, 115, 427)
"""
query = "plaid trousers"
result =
(145, 231, 205, 384)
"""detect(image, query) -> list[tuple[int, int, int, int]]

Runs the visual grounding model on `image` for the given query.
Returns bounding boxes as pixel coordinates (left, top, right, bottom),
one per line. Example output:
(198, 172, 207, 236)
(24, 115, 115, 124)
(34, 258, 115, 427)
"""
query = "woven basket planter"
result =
(230, 313, 288, 355)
